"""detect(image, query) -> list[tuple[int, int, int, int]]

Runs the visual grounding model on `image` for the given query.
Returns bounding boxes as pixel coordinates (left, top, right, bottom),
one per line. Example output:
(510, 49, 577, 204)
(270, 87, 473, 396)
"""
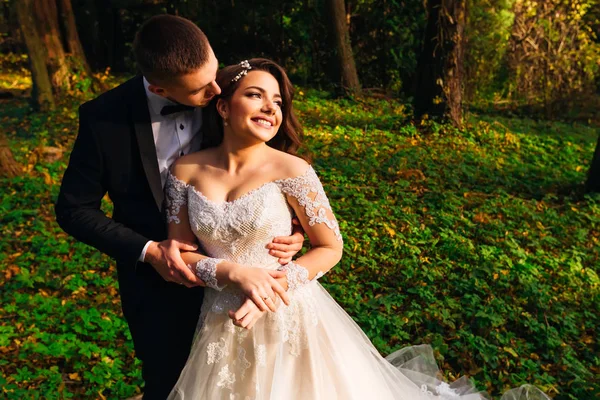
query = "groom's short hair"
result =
(133, 15, 211, 84)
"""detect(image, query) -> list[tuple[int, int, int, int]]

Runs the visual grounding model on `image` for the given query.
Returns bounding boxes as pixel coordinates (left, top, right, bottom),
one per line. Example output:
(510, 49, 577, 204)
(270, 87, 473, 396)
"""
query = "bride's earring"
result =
(223, 118, 229, 126)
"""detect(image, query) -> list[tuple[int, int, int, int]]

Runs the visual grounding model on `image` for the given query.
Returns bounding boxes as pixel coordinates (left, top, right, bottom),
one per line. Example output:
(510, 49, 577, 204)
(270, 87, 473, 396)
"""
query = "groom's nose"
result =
(207, 81, 221, 96)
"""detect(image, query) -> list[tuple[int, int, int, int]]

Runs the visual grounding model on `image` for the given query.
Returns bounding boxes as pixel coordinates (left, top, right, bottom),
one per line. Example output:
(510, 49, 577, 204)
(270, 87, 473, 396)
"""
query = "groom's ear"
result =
(148, 84, 168, 98)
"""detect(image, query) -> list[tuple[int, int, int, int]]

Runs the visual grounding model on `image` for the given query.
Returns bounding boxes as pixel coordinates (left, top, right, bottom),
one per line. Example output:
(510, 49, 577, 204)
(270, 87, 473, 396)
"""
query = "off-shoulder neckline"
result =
(167, 164, 315, 206)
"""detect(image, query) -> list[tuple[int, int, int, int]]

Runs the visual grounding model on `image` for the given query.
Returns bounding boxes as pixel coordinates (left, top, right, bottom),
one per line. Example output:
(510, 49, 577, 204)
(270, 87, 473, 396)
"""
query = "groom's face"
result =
(149, 48, 221, 107)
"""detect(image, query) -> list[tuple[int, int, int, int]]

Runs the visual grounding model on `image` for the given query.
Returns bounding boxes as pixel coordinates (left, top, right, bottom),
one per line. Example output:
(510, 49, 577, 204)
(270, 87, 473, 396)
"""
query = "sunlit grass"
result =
(0, 71, 32, 91)
(1, 77, 599, 399)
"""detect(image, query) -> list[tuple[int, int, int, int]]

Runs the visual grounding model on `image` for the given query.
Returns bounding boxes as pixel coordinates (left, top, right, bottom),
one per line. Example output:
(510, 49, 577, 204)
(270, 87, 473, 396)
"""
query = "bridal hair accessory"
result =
(231, 60, 252, 82)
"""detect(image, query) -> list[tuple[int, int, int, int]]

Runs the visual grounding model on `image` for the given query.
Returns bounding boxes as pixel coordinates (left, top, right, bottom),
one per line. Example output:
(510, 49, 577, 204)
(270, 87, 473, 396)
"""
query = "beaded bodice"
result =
(188, 181, 294, 269)
(165, 165, 342, 315)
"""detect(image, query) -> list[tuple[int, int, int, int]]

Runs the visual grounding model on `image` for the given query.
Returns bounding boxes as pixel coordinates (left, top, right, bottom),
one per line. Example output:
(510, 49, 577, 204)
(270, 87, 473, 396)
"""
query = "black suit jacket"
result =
(55, 75, 190, 314)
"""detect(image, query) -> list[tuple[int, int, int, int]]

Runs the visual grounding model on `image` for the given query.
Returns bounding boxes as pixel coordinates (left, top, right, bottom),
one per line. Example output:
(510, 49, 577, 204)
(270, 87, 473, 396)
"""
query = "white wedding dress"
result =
(164, 166, 549, 400)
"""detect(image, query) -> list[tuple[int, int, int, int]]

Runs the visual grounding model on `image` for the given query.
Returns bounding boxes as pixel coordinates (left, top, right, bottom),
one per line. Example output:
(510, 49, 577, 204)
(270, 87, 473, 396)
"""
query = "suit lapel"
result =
(130, 76, 164, 211)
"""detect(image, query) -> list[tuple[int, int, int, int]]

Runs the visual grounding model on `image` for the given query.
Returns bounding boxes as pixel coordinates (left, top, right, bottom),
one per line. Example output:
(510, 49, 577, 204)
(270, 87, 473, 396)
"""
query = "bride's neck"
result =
(216, 136, 270, 174)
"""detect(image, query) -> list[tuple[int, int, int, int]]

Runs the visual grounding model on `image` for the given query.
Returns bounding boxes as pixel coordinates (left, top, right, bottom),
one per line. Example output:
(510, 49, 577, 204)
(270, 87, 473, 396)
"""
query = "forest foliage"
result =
(1, 0, 600, 398)
(0, 83, 599, 399)
(2, 0, 597, 117)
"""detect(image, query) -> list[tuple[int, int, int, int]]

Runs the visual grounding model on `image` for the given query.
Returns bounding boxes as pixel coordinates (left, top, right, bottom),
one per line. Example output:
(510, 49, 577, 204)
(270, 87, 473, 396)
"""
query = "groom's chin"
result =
(197, 96, 215, 107)
(195, 101, 211, 108)
(184, 98, 211, 108)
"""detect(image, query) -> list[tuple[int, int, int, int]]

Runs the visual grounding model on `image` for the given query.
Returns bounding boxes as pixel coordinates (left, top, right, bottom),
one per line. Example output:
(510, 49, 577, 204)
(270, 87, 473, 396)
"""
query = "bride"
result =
(164, 58, 548, 400)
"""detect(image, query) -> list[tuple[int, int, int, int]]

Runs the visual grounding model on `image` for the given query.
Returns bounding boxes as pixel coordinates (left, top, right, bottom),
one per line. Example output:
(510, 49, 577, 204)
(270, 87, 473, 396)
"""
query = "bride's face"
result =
(220, 70, 283, 144)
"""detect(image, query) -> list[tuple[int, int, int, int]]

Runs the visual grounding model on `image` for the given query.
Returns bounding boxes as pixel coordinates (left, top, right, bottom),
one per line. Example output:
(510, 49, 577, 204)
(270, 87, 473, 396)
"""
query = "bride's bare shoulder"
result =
(271, 150, 311, 180)
(170, 148, 217, 184)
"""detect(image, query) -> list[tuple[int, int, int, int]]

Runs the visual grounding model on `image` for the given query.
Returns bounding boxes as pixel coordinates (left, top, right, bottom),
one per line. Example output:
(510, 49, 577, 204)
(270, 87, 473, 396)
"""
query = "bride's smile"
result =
(251, 116, 274, 128)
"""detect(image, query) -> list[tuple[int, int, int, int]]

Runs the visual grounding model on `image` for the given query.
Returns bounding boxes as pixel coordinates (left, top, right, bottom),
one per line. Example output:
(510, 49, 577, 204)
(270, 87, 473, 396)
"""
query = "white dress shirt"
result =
(139, 77, 203, 262)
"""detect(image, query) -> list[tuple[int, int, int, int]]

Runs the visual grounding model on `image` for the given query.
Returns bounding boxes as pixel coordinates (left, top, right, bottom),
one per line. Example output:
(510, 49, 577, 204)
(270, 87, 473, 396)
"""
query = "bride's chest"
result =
(187, 183, 293, 240)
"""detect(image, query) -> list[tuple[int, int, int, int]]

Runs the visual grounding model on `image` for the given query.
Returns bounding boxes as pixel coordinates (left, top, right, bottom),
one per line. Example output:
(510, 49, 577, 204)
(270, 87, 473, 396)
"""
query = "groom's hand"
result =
(269, 217, 305, 264)
(145, 239, 203, 287)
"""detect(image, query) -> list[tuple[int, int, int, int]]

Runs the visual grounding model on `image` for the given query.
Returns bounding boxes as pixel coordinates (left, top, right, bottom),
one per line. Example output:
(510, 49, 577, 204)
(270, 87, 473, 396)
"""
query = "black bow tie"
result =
(160, 104, 195, 116)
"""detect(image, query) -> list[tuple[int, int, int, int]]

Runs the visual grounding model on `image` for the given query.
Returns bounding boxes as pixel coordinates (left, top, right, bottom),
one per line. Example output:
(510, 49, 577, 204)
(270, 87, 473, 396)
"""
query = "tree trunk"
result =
(16, 0, 55, 110)
(585, 135, 600, 193)
(0, 131, 22, 179)
(414, 0, 466, 128)
(14, 0, 98, 110)
(58, 0, 94, 78)
(328, 0, 361, 95)
(33, 0, 72, 91)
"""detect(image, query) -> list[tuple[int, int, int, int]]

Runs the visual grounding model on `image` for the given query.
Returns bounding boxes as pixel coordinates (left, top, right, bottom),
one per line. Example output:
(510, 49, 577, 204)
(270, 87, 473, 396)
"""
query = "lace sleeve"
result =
(276, 166, 342, 243)
(165, 171, 189, 225)
(190, 258, 227, 291)
(276, 166, 343, 288)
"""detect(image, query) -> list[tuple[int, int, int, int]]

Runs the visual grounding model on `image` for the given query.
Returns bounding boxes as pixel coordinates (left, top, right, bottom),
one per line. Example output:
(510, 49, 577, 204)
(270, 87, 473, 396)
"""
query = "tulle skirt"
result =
(168, 282, 549, 400)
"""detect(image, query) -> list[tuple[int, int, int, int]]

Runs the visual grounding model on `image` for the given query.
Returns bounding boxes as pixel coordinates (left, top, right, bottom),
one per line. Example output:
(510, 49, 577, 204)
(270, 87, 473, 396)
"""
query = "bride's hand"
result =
(228, 297, 270, 330)
(228, 267, 290, 312)
(275, 275, 288, 292)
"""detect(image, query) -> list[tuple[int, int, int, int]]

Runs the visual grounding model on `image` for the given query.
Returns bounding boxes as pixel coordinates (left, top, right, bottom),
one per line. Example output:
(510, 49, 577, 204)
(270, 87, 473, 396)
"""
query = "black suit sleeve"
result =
(55, 105, 149, 265)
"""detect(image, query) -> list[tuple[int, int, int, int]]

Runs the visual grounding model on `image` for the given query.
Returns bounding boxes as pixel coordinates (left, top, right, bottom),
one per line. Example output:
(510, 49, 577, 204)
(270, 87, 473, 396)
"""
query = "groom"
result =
(55, 15, 303, 399)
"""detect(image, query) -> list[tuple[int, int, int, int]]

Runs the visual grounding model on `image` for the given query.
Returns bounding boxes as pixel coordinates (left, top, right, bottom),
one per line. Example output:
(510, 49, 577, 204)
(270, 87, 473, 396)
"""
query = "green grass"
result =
(0, 53, 31, 92)
(1, 85, 599, 399)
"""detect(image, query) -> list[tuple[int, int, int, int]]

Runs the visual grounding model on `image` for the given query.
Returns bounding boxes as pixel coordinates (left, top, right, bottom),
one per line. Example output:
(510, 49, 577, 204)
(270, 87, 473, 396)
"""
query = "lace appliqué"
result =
(280, 262, 326, 290)
(268, 283, 319, 357)
(207, 338, 229, 364)
(420, 382, 461, 399)
(217, 365, 236, 390)
(193, 258, 226, 291)
(165, 171, 189, 224)
(281, 261, 310, 290)
(235, 347, 251, 380)
(224, 319, 250, 344)
(255, 345, 267, 367)
(276, 167, 342, 243)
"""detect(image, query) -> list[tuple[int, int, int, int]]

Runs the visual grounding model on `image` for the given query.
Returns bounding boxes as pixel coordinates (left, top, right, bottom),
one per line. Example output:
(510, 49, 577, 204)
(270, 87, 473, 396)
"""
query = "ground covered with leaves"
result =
(1, 85, 599, 399)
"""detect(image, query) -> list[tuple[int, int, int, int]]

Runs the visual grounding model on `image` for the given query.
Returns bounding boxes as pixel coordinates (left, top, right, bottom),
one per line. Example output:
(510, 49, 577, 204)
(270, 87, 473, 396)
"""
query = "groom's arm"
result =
(55, 104, 149, 265)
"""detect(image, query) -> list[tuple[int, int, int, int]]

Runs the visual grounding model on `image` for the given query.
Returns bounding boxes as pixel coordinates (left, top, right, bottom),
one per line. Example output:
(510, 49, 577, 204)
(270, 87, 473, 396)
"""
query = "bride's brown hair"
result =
(203, 58, 304, 157)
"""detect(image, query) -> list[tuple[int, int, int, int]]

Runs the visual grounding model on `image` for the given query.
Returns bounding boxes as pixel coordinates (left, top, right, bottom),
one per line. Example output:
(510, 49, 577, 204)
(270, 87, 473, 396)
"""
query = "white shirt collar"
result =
(143, 76, 178, 116)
